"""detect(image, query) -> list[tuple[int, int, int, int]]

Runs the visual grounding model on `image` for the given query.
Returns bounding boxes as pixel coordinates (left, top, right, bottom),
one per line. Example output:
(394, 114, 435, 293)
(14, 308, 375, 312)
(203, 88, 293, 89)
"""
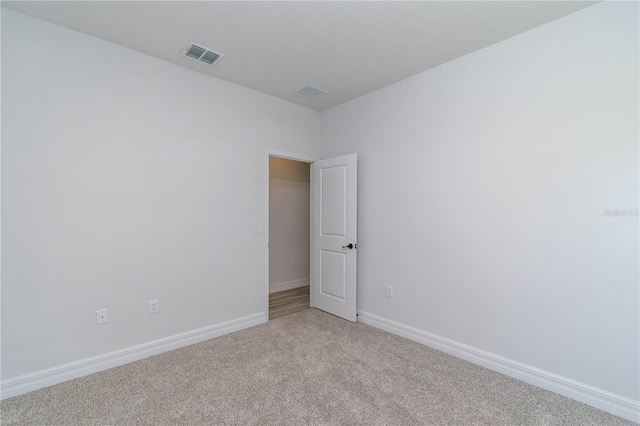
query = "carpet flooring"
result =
(0, 309, 634, 425)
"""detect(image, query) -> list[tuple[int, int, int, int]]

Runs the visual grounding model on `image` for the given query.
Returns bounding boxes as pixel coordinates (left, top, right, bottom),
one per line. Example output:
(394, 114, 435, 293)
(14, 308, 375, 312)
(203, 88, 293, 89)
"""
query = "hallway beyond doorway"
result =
(269, 286, 310, 319)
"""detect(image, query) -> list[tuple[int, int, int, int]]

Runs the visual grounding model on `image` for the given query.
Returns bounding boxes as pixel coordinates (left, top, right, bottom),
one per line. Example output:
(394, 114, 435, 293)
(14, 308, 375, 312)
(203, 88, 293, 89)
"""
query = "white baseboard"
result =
(1, 312, 266, 400)
(357, 310, 639, 423)
(269, 277, 309, 293)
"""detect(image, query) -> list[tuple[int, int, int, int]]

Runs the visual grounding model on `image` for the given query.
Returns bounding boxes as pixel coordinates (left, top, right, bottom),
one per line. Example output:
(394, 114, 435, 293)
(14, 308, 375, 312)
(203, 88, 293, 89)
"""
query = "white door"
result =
(312, 153, 357, 322)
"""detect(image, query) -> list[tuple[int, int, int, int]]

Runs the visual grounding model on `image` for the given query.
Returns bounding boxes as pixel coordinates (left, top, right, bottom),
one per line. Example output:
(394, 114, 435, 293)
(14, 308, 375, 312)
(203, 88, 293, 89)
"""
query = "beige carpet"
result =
(0, 309, 634, 425)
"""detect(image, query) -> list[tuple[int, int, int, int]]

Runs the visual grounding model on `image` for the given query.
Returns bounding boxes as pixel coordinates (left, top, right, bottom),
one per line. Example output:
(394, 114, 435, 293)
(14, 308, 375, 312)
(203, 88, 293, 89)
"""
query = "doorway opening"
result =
(267, 155, 312, 320)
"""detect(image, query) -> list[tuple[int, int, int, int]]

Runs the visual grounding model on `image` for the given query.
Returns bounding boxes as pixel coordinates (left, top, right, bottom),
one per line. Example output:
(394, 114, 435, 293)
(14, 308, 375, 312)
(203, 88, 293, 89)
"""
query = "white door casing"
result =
(312, 154, 357, 322)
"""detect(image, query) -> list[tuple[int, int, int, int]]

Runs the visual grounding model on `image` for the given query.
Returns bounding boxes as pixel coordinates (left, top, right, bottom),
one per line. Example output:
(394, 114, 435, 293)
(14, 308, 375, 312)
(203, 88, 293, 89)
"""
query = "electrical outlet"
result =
(291, 258, 296, 267)
(386, 286, 394, 298)
(96, 309, 108, 325)
(149, 299, 159, 314)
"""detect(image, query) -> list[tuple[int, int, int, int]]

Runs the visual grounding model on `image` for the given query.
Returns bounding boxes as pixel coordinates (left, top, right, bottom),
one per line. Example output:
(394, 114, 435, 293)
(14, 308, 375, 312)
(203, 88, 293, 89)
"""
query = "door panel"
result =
(320, 166, 347, 237)
(312, 154, 357, 322)
(320, 250, 347, 300)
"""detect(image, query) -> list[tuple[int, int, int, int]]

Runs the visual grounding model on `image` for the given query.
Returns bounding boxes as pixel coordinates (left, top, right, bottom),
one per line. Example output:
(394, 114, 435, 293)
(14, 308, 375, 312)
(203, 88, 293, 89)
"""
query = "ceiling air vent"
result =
(293, 85, 327, 101)
(182, 42, 224, 66)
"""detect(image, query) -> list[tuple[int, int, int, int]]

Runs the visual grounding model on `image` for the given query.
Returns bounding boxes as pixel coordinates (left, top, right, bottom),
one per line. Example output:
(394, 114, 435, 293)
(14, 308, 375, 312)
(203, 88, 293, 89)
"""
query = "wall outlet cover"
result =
(96, 309, 108, 325)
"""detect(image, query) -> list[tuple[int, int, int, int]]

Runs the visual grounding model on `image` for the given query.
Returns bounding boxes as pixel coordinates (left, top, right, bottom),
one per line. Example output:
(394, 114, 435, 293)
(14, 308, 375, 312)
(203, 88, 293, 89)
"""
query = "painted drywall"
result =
(269, 157, 310, 291)
(321, 1, 639, 401)
(1, 9, 320, 380)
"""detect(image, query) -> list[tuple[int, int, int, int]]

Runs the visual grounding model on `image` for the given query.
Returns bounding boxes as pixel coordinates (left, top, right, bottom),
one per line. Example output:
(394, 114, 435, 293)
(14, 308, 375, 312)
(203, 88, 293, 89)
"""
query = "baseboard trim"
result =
(1, 312, 266, 400)
(357, 310, 639, 423)
(269, 277, 309, 293)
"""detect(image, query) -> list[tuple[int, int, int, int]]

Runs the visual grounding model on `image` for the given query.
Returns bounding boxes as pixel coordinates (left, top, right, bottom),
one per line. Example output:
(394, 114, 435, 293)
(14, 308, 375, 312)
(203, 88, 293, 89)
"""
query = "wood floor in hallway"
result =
(269, 286, 310, 320)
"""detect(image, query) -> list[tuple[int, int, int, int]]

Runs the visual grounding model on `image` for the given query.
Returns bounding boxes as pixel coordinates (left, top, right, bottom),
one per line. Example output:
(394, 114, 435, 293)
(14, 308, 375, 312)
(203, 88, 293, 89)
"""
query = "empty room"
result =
(1, 1, 638, 424)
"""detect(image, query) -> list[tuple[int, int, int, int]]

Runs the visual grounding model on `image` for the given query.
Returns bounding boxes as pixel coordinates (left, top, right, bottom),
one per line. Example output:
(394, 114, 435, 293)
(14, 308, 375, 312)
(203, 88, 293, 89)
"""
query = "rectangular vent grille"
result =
(293, 85, 327, 100)
(182, 42, 224, 66)
(200, 51, 221, 65)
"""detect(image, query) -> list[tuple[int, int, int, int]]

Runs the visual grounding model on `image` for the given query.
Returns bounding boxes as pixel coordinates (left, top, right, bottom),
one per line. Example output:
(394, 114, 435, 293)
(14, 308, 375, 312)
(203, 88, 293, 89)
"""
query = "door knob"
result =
(342, 243, 355, 249)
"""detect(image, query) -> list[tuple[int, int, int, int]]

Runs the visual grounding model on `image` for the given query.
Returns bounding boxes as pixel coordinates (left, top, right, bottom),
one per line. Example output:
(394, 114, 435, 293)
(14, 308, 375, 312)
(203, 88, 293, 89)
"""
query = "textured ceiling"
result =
(1, 1, 596, 111)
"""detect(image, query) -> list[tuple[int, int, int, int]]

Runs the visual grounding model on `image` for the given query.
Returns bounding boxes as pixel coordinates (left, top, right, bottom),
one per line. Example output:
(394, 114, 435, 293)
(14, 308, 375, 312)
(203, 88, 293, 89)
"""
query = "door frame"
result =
(264, 149, 317, 320)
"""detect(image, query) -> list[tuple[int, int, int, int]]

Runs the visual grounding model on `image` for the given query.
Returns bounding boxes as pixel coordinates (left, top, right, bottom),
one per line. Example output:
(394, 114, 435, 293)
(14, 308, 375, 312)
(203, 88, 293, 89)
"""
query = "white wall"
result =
(269, 157, 310, 290)
(321, 2, 639, 401)
(1, 9, 320, 380)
